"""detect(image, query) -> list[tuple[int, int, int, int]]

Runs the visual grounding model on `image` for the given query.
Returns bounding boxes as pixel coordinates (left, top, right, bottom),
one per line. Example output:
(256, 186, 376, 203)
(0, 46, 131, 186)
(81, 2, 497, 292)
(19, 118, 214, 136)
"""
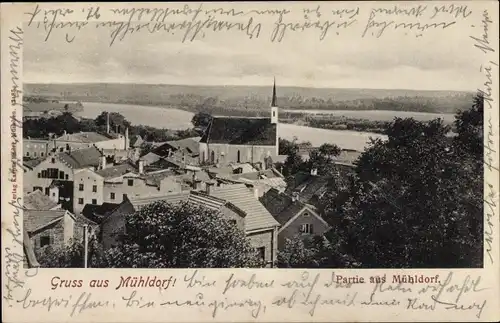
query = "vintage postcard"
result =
(1, 1, 499, 322)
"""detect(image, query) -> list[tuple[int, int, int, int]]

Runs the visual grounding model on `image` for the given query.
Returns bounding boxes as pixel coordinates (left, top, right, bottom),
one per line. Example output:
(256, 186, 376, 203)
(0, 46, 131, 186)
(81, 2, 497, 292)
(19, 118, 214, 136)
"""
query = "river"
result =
(75, 102, 388, 151)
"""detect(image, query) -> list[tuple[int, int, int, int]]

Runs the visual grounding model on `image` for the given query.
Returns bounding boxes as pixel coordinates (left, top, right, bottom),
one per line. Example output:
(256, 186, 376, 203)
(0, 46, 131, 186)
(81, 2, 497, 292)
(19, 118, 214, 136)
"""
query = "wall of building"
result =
(102, 176, 182, 204)
(24, 157, 74, 194)
(24, 140, 53, 158)
(220, 205, 246, 232)
(100, 201, 136, 249)
(28, 216, 75, 253)
(199, 143, 277, 166)
(246, 228, 277, 267)
(73, 169, 105, 214)
(278, 208, 329, 250)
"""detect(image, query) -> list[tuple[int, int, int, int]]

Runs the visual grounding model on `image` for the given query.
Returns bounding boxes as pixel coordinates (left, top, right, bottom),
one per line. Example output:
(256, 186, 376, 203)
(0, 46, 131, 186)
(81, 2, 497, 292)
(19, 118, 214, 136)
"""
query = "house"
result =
(101, 183, 280, 266)
(152, 137, 201, 165)
(81, 202, 121, 224)
(199, 80, 279, 166)
(215, 168, 287, 197)
(24, 209, 98, 257)
(24, 190, 60, 210)
(260, 188, 330, 249)
(23, 139, 53, 159)
(24, 209, 78, 251)
(284, 171, 333, 207)
(53, 129, 129, 152)
(209, 184, 280, 266)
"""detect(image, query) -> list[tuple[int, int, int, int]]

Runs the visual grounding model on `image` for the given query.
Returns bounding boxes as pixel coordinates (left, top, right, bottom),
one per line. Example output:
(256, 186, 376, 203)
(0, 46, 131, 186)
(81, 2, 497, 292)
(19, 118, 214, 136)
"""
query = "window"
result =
(34, 152, 37, 157)
(127, 179, 133, 186)
(78, 198, 84, 204)
(273, 111, 276, 117)
(210, 150, 215, 163)
(257, 247, 265, 261)
(33, 186, 42, 192)
(79, 184, 84, 191)
(45, 187, 50, 196)
(110, 192, 115, 200)
(40, 236, 51, 247)
(59, 171, 64, 179)
(65, 174, 69, 180)
(59, 147, 64, 152)
(41, 152, 44, 157)
(51, 158, 55, 163)
(37, 173, 41, 178)
(92, 199, 97, 205)
(237, 150, 241, 163)
(92, 185, 97, 192)
(41, 170, 47, 178)
(300, 223, 314, 234)
(229, 219, 237, 226)
(26, 152, 30, 157)
(303, 212, 310, 218)
(123, 194, 128, 200)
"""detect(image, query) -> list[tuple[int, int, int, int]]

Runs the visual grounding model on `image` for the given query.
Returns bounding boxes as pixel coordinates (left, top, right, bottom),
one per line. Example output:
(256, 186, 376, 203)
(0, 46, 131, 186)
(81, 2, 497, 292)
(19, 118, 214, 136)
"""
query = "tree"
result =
(191, 112, 212, 128)
(95, 111, 131, 133)
(305, 143, 341, 176)
(327, 94, 483, 268)
(97, 201, 262, 268)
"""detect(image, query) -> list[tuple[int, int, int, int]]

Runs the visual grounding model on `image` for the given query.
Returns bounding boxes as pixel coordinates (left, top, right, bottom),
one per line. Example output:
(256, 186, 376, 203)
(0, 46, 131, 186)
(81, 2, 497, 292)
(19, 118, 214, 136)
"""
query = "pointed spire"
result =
(271, 77, 277, 107)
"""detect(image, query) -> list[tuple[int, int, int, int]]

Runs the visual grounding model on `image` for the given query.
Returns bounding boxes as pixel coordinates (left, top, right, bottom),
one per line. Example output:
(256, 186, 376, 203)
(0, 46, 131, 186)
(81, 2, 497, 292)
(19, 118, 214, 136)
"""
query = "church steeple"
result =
(271, 77, 277, 107)
(271, 77, 278, 124)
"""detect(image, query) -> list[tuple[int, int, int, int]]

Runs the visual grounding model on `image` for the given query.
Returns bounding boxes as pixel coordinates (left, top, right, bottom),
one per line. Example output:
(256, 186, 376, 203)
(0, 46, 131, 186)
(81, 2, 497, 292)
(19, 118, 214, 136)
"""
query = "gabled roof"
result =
(82, 202, 121, 224)
(209, 184, 279, 232)
(130, 135, 144, 148)
(95, 163, 137, 179)
(260, 188, 324, 229)
(56, 132, 113, 143)
(23, 159, 43, 170)
(154, 137, 201, 156)
(188, 191, 247, 218)
(200, 117, 277, 145)
(56, 146, 102, 169)
(128, 191, 191, 210)
(285, 172, 331, 204)
(24, 210, 76, 234)
(24, 190, 59, 210)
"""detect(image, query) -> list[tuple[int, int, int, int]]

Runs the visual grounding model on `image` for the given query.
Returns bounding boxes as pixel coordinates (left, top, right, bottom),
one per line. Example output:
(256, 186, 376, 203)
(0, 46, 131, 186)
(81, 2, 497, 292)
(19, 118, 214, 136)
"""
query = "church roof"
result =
(200, 117, 277, 146)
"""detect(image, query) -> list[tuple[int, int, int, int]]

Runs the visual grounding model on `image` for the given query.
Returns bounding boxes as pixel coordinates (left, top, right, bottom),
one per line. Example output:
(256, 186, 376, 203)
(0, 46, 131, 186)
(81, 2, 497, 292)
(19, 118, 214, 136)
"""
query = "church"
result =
(199, 80, 279, 167)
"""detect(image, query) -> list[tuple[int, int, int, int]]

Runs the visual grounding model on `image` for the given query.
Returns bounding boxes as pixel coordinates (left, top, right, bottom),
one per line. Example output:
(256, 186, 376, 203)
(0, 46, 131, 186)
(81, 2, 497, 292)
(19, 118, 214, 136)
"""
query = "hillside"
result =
(24, 83, 474, 114)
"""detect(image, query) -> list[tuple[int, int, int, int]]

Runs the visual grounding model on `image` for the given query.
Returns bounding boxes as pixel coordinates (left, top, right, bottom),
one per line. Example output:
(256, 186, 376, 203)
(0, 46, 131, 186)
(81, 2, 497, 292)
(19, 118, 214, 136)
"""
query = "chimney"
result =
(310, 168, 318, 176)
(206, 181, 215, 195)
(253, 186, 259, 199)
(138, 160, 144, 174)
(100, 155, 106, 170)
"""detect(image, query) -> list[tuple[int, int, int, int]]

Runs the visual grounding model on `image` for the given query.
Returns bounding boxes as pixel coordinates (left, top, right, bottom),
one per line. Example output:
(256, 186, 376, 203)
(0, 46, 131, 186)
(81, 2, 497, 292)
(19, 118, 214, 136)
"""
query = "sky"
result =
(23, 2, 488, 91)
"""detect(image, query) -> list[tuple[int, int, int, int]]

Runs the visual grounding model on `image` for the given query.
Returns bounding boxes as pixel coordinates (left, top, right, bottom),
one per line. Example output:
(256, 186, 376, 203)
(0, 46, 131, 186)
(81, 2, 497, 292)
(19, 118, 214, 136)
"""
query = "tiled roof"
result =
(56, 146, 102, 169)
(154, 137, 201, 156)
(210, 184, 279, 232)
(23, 159, 43, 170)
(188, 191, 226, 211)
(24, 210, 71, 233)
(128, 191, 191, 210)
(200, 117, 277, 145)
(140, 152, 161, 164)
(81, 203, 121, 223)
(24, 190, 59, 210)
(95, 163, 137, 179)
(56, 132, 113, 143)
(260, 189, 310, 225)
(285, 172, 331, 204)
